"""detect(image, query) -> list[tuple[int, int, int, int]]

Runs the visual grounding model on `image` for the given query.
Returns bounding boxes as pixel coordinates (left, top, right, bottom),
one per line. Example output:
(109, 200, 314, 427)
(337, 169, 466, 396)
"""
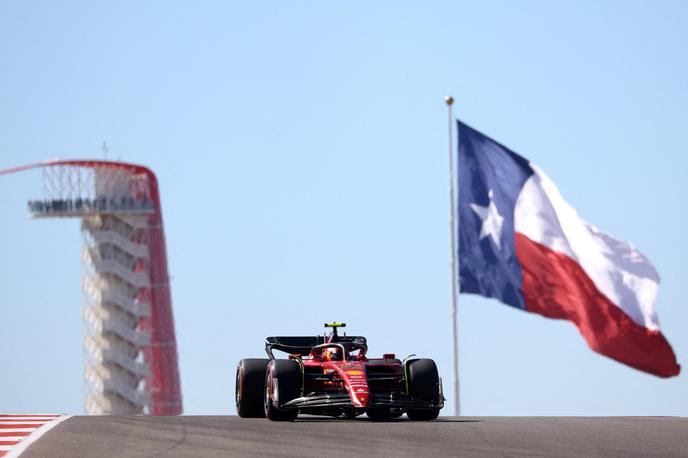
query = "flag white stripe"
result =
(515, 165, 660, 330)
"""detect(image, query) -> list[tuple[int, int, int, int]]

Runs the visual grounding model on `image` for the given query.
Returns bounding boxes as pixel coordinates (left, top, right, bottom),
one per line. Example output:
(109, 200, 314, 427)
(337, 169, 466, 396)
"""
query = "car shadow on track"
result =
(294, 416, 481, 423)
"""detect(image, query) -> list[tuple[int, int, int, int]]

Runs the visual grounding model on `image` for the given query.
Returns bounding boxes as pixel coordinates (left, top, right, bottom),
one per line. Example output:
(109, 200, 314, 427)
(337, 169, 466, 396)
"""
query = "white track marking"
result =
(0, 422, 50, 425)
(3, 415, 71, 458)
(0, 418, 59, 422)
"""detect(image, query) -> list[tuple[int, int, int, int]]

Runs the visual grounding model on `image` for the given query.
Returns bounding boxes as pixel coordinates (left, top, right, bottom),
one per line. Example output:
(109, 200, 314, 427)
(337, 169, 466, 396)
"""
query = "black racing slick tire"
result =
(264, 359, 301, 421)
(236, 358, 270, 418)
(405, 358, 441, 421)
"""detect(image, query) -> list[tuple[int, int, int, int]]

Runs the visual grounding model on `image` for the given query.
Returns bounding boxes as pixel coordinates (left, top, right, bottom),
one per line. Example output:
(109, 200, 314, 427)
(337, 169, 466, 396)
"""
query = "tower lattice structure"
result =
(2, 160, 182, 415)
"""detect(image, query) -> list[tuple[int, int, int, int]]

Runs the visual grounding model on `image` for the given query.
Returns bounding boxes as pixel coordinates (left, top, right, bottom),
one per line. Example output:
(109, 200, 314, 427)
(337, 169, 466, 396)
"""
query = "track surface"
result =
(20, 416, 688, 457)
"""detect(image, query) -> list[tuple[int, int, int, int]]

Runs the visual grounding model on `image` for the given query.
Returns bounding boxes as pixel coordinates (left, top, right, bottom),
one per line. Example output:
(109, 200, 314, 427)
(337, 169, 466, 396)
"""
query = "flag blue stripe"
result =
(457, 120, 533, 310)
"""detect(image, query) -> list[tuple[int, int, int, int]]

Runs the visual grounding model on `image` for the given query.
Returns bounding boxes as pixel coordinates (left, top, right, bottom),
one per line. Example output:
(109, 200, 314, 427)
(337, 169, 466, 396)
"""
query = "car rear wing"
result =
(265, 336, 326, 359)
(265, 335, 367, 359)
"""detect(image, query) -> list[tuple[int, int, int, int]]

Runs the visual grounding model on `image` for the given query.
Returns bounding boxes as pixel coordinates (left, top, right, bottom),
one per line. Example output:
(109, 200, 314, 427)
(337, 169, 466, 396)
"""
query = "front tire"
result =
(264, 359, 301, 421)
(405, 358, 440, 421)
(236, 358, 270, 418)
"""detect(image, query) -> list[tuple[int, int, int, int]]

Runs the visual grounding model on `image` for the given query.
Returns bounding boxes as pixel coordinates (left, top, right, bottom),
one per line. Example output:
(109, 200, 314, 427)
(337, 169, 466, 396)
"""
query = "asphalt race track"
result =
(20, 416, 688, 457)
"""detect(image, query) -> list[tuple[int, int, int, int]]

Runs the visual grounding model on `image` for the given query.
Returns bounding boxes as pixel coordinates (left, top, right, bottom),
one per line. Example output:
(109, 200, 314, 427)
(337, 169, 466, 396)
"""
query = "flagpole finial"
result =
(445, 95, 454, 106)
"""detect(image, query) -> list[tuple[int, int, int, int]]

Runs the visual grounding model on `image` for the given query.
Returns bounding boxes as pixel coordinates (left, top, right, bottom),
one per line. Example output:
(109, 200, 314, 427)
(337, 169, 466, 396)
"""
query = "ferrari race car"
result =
(235, 323, 444, 421)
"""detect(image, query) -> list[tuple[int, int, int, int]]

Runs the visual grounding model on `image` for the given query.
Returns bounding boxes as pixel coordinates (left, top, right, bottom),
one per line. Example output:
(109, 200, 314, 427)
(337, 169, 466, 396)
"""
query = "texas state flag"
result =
(457, 120, 680, 377)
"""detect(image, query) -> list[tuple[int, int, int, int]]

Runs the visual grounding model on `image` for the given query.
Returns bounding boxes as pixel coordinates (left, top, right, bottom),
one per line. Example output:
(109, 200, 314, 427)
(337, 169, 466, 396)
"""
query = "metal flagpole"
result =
(445, 95, 460, 416)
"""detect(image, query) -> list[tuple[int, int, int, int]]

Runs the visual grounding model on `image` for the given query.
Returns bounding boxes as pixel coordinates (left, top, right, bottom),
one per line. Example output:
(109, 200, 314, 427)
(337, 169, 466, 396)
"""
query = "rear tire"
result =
(236, 358, 269, 418)
(264, 359, 301, 421)
(405, 358, 440, 421)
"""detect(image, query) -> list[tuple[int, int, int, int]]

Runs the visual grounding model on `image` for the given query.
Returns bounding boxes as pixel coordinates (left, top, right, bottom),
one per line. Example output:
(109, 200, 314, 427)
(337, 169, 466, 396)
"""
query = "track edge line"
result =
(5, 415, 73, 458)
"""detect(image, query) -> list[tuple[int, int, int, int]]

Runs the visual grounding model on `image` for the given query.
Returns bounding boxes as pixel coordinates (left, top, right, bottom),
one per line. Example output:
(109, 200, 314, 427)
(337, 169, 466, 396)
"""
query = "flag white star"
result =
(469, 190, 504, 248)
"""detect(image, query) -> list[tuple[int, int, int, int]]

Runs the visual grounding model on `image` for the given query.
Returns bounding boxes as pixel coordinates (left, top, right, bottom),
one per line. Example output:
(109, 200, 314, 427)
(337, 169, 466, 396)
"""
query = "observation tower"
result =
(1, 160, 182, 415)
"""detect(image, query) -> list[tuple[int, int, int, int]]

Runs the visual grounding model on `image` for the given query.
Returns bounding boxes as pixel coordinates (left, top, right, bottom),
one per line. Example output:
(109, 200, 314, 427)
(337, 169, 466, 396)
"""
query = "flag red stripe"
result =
(0, 441, 20, 446)
(516, 232, 680, 377)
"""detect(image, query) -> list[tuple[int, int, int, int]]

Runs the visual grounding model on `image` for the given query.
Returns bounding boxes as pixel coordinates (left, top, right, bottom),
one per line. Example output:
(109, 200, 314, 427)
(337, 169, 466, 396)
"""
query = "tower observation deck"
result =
(2, 160, 182, 415)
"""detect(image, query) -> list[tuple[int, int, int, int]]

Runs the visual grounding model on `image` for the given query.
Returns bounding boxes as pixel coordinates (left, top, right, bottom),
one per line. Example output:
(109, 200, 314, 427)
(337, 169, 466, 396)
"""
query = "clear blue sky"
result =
(1, 1, 686, 416)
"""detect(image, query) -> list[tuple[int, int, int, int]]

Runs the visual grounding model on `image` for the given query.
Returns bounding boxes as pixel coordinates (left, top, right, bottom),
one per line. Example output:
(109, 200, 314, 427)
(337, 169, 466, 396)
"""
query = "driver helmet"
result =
(324, 347, 342, 361)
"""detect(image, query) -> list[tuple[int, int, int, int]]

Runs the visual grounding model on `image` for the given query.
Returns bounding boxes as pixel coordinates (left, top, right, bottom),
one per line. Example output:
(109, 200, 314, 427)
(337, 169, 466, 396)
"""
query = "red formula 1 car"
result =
(235, 323, 444, 421)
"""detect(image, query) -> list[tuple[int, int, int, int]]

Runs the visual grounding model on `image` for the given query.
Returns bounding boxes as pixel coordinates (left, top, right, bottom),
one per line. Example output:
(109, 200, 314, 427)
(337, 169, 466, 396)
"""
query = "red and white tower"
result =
(2, 160, 182, 415)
